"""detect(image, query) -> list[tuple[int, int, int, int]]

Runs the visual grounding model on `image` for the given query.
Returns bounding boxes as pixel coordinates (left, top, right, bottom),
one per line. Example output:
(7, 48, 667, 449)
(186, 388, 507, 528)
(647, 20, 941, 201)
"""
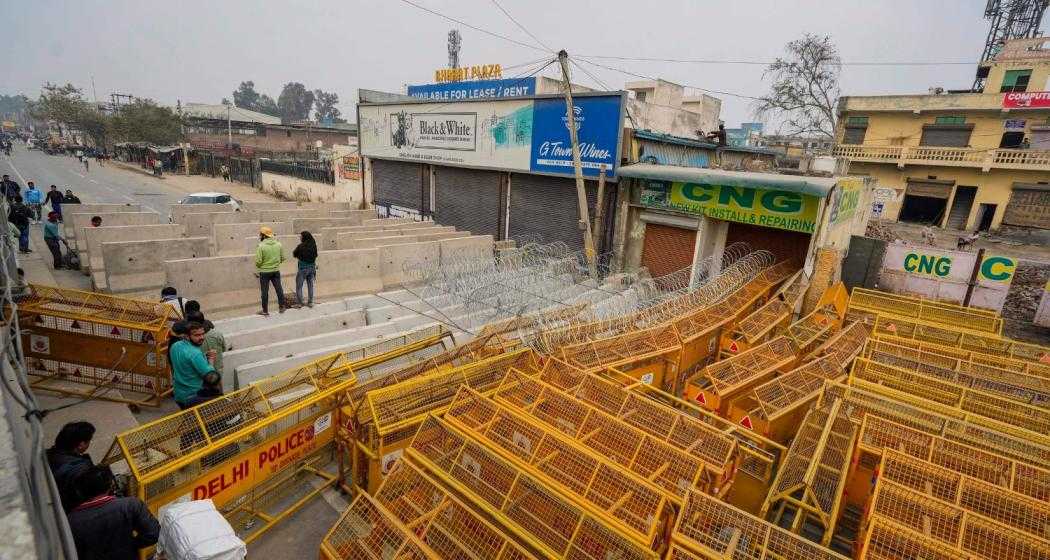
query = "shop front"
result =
(614, 164, 872, 285)
(358, 92, 626, 251)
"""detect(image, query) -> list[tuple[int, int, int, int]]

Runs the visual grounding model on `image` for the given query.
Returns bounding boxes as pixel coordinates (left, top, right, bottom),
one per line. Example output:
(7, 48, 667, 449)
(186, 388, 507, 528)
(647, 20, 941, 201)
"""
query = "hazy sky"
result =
(2, 1, 1045, 129)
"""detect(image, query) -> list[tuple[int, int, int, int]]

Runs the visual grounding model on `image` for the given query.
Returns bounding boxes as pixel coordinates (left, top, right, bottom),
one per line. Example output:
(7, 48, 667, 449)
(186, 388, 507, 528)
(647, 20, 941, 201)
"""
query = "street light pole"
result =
(557, 50, 597, 276)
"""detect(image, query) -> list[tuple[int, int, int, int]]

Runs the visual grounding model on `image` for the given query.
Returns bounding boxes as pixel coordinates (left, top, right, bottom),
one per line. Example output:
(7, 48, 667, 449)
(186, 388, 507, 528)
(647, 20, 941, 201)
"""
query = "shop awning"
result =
(617, 163, 837, 197)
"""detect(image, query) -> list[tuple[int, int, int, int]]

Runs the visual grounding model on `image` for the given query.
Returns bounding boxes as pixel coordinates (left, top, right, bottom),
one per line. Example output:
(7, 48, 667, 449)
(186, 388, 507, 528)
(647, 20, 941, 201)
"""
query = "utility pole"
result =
(557, 50, 597, 276)
(226, 104, 233, 149)
(177, 100, 190, 175)
(592, 165, 607, 251)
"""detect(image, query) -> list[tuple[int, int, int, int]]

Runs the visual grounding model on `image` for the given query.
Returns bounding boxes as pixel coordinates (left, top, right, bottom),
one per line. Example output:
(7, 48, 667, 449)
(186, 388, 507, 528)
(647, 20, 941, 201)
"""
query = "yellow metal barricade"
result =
(873, 450, 1050, 546)
(854, 415, 1049, 501)
(867, 333, 1050, 378)
(672, 489, 849, 560)
(760, 399, 856, 546)
(785, 282, 849, 356)
(321, 462, 532, 559)
(863, 338, 1050, 408)
(102, 326, 452, 549)
(727, 355, 845, 444)
(348, 348, 543, 494)
(871, 313, 1050, 367)
(407, 414, 659, 560)
(558, 323, 682, 389)
(849, 357, 1050, 435)
(849, 286, 1003, 334)
(16, 284, 173, 407)
(820, 381, 1050, 468)
(444, 385, 675, 549)
(720, 269, 809, 358)
(860, 516, 961, 560)
(684, 335, 800, 414)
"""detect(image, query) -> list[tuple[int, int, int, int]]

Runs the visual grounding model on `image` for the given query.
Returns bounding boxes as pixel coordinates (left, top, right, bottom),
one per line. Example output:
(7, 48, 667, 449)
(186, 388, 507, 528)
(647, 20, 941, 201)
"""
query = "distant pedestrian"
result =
(220, 164, 231, 182)
(90, 215, 102, 228)
(293, 231, 317, 308)
(46, 421, 96, 512)
(95, 151, 105, 167)
(44, 212, 65, 269)
(1, 174, 19, 201)
(63, 189, 82, 204)
(152, 158, 163, 177)
(24, 181, 42, 221)
(45, 185, 63, 221)
(67, 465, 159, 560)
(8, 196, 31, 253)
(82, 154, 89, 172)
(254, 226, 286, 316)
(170, 321, 217, 409)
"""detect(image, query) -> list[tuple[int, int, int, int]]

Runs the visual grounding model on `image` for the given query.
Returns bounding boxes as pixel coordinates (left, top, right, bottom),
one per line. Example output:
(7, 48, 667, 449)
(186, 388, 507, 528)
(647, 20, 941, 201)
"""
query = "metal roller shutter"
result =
(372, 159, 425, 211)
(508, 174, 599, 252)
(433, 166, 501, 237)
(919, 125, 973, 147)
(1003, 185, 1050, 228)
(641, 224, 697, 289)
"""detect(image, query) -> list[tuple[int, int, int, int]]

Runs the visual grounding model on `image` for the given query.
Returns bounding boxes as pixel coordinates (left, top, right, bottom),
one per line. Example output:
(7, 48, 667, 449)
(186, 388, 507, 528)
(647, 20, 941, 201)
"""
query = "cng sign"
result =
(902, 252, 953, 277)
(879, 241, 1017, 312)
(979, 255, 1015, 284)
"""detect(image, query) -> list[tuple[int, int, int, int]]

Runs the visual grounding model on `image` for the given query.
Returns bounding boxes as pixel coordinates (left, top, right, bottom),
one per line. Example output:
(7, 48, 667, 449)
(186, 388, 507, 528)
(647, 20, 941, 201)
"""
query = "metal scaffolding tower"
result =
(973, 0, 1049, 90)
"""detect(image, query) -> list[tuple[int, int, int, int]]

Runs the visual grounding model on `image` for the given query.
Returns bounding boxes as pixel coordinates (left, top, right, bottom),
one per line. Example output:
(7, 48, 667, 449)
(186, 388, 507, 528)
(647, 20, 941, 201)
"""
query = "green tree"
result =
(32, 83, 108, 145)
(232, 81, 280, 117)
(313, 90, 341, 123)
(108, 99, 183, 145)
(0, 94, 30, 121)
(277, 82, 314, 123)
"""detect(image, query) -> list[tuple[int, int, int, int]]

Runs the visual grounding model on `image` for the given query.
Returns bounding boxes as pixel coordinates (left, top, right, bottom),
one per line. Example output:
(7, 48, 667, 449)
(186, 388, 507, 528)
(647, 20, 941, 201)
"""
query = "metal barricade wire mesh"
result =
(849, 287, 1003, 334)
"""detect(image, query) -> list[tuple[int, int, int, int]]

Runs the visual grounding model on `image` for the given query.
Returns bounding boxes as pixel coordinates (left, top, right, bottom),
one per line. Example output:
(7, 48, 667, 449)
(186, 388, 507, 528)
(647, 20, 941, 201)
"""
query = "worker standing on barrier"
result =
(68, 465, 159, 560)
(170, 321, 218, 410)
(254, 226, 286, 316)
(46, 421, 96, 512)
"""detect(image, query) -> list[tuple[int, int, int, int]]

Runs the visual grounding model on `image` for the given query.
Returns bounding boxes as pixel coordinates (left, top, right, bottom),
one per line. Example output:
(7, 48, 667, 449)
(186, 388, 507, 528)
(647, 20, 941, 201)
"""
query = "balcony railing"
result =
(833, 145, 1050, 171)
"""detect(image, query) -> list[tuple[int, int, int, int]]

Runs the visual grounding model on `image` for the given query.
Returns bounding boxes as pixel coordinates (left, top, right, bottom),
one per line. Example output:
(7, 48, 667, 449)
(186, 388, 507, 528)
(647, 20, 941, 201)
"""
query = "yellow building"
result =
(834, 37, 1050, 232)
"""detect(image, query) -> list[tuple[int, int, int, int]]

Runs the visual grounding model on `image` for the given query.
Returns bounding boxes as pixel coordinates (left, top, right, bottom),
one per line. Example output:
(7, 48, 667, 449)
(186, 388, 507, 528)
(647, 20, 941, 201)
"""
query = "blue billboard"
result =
(529, 95, 622, 178)
(407, 77, 536, 101)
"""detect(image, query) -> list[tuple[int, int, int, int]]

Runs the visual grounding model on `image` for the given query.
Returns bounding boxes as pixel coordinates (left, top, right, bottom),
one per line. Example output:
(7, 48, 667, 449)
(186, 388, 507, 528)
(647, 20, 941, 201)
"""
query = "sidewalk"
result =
(110, 160, 278, 202)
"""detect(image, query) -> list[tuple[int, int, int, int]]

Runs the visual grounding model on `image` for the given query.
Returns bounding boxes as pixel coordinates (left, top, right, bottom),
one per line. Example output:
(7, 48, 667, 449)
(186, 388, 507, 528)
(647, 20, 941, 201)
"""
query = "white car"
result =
(170, 192, 242, 221)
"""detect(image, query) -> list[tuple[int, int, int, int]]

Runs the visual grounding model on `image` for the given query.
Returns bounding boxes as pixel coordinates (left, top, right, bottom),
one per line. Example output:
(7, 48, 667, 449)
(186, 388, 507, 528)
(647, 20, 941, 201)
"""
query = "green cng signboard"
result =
(879, 242, 1017, 311)
(639, 181, 821, 233)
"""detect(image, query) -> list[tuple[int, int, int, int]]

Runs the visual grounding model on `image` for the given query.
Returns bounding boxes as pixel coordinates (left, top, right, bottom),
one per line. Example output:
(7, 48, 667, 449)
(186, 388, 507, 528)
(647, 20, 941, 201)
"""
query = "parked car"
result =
(169, 192, 242, 222)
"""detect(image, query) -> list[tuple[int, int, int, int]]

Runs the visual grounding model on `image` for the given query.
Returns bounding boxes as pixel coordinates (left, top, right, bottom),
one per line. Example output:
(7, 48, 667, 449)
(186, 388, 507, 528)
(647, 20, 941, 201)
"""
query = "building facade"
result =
(834, 38, 1050, 232)
(181, 103, 356, 155)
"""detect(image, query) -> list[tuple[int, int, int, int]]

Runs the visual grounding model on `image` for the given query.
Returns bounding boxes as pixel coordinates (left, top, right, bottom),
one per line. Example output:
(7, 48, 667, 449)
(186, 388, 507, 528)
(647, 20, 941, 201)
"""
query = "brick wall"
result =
(188, 127, 354, 154)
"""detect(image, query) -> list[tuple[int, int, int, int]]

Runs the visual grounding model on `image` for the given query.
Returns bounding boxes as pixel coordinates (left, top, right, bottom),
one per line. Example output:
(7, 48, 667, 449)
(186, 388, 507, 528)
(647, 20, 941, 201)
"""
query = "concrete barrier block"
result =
(242, 234, 325, 255)
(363, 218, 410, 226)
(164, 247, 381, 313)
(252, 209, 325, 223)
(182, 212, 256, 239)
(337, 235, 418, 250)
(240, 201, 355, 212)
(169, 204, 232, 225)
(379, 241, 440, 286)
(440, 235, 494, 264)
(61, 203, 142, 238)
(414, 231, 471, 243)
(224, 309, 367, 351)
(81, 224, 184, 274)
(291, 217, 366, 232)
(103, 237, 211, 294)
(214, 222, 291, 255)
(71, 212, 162, 255)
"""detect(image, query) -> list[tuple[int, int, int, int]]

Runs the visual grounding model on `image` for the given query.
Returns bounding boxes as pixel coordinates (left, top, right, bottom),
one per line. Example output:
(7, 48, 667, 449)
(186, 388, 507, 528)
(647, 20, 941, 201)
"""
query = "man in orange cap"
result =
(254, 226, 286, 316)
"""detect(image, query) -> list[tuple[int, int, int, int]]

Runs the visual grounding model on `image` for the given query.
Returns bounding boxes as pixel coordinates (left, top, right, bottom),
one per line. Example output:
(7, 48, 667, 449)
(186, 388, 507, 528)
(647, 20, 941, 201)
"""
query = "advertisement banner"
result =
(828, 178, 863, 226)
(359, 93, 624, 180)
(1002, 91, 1050, 109)
(638, 181, 821, 233)
(878, 242, 1016, 311)
(407, 77, 536, 101)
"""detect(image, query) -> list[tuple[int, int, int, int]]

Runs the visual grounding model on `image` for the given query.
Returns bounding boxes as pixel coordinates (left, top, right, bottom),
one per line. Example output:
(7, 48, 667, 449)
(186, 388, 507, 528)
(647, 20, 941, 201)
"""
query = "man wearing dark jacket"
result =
(68, 465, 160, 560)
(44, 185, 63, 221)
(1, 174, 19, 201)
(46, 421, 96, 511)
(8, 195, 31, 253)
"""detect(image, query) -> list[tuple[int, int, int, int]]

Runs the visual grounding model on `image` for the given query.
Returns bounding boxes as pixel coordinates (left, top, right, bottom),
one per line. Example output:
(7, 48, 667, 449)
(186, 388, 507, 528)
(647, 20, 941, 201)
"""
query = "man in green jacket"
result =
(255, 226, 286, 316)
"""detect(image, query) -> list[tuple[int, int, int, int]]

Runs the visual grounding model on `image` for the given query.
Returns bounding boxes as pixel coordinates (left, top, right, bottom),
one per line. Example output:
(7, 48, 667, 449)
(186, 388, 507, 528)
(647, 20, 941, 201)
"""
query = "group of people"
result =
(46, 421, 160, 560)
(3, 174, 82, 263)
(255, 227, 318, 315)
(157, 291, 227, 410)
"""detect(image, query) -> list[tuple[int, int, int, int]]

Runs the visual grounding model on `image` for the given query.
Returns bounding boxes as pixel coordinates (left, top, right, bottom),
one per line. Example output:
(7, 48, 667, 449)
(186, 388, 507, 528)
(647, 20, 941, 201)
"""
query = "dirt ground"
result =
(867, 219, 1050, 345)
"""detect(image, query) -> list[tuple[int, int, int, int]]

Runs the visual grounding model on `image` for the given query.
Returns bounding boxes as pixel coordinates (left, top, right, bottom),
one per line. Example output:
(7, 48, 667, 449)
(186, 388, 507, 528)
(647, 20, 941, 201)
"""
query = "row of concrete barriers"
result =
(60, 201, 494, 315)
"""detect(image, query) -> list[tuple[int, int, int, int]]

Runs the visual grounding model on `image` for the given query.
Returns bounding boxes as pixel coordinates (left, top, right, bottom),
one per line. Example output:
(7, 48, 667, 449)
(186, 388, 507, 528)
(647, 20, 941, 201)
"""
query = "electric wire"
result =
(397, 0, 549, 53)
(488, 0, 554, 52)
(573, 54, 979, 66)
(575, 56, 762, 100)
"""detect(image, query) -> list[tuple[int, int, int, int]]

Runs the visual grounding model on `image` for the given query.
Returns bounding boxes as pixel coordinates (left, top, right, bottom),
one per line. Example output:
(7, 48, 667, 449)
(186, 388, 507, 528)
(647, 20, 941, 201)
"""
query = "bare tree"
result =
(755, 34, 840, 139)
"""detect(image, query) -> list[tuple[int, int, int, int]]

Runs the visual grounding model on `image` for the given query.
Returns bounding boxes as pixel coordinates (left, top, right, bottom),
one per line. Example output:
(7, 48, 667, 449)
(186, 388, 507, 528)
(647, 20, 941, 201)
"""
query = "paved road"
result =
(1, 143, 185, 216)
